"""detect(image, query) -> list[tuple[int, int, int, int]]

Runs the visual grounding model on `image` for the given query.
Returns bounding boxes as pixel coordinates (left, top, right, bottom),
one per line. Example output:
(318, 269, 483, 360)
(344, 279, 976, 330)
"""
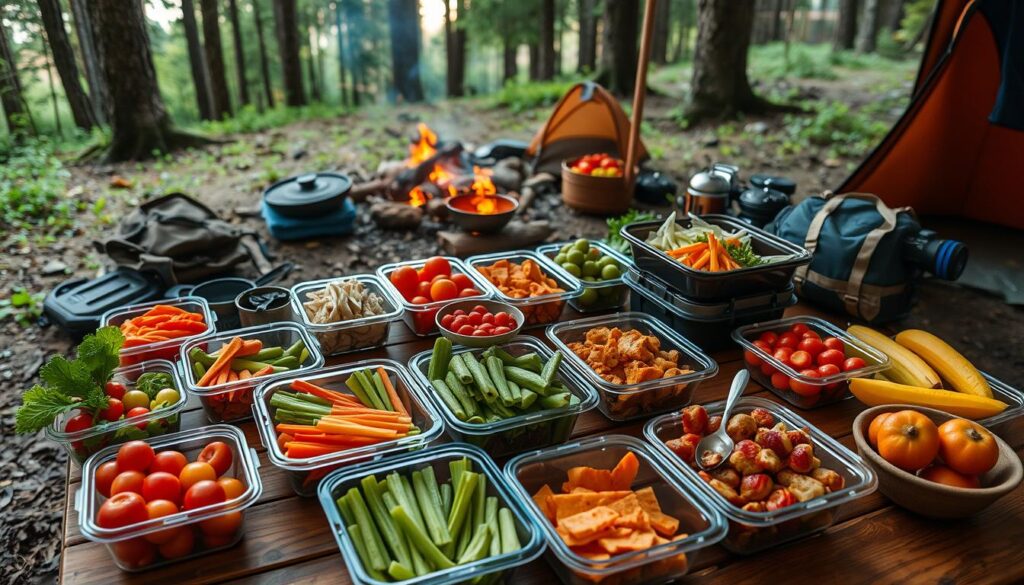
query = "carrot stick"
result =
(291, 379, 360, 406)
(234, 339, 264, 357)
(667, 242, 706, 257)
(707, 233, 720, 271)
(329, 406, 408, 418)
(290, 434, 385, 446)
(252, 365, 275, 377)
(198, 336, 243, 386)
(377, 367, 408, 416)
(315, 420, 399, 439)
(691, 250, 712, 270)
(285, 443, 351, 458)
(321, 416, 412, 432)
(720, 250, 736, 270)
(239, 369, 252, 380)
(215, 368, 230, 386)
(329, 411, 412, 424)
(276, 423, 320, 435)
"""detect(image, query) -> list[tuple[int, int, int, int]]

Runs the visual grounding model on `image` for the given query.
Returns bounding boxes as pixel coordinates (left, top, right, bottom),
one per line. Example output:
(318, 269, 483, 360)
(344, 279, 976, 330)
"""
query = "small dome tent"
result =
(839, 0, 1024, 229)
(526, 82, 649, 176)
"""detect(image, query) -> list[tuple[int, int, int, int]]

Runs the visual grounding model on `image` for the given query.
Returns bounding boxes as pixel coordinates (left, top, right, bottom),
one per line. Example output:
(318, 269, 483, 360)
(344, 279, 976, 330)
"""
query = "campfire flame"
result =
(467, 167, 499, 214)
(407, 122, 438, 167)
(403, 124, 502, 212)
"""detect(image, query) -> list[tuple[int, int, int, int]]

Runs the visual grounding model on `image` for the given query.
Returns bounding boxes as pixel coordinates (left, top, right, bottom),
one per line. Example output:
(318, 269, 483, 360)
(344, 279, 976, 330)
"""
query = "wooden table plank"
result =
(59, 305, 1024, 584)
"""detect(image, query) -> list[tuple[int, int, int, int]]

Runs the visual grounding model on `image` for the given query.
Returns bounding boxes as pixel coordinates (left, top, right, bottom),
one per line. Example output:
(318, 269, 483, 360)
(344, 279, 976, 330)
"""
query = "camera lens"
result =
(931, 239, 968, 281)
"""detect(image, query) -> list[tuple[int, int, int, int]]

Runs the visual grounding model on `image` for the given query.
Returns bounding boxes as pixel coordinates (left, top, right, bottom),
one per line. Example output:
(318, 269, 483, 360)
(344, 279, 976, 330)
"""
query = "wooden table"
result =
(59, 306, 1024, 584)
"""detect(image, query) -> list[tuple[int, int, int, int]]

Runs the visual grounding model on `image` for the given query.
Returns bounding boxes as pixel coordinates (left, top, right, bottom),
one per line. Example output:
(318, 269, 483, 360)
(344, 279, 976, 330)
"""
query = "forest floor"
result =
(3, 54, 1023, 583)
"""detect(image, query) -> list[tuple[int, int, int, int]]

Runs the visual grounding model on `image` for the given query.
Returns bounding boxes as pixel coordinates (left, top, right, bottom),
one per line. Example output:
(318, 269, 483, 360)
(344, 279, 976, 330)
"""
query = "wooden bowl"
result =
(445, 193, 518, 233)
(560, 161, 635, 216)
(852, 405, 1023, 518)
(434, 300, 524, 348)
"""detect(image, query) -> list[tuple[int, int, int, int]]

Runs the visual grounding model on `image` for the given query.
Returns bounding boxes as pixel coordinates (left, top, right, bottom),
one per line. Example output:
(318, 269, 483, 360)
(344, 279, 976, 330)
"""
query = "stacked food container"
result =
(619, 214, 811, 351)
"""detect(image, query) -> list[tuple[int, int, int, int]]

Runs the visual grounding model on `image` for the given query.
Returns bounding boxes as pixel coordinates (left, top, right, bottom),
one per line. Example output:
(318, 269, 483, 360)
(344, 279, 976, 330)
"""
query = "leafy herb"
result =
(16, 326, 125, 434)
(135, 372, 176, 400)
(606, 209, 657, 256)
(725, 241, 764, 268)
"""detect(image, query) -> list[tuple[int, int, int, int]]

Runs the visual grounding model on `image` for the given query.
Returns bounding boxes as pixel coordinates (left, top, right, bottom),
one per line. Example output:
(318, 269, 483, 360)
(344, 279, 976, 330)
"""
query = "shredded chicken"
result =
(567, 326, 692, 385)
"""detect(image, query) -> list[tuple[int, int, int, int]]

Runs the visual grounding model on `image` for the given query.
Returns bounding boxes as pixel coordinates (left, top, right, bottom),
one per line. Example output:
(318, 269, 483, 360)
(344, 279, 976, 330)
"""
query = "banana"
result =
(847, 325, 943, 389)
(895, 329, 992, 398)
(849, 378, 1007, 419)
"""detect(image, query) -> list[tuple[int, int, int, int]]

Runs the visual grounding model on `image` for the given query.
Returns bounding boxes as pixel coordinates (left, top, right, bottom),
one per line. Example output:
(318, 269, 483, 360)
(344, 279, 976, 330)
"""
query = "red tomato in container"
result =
(770, 372, 791, 391)
(217, 478, 245, 500)
(843, 357, 867, 371)
(142, 472, 182, 505)
(776, 333, 800, 349)
(450, 273, 473, 291)
(817, 363, 841, 378)
(149, 450, 187, 476)
(95, 461, 120, 498)
(494, 312, 511, 327)
(416, 281, 432, 299)
(179, 462, 217, 491)
(429, 279, 458, 302)
(183, 480, 226, 510)
(99, 397, 124, 422)
(104, 381, 127, 400)
(144, 499, 182, 544)
(198, 441, 234, 477)
(64, 412, 93, 435)
(790, 323, 810, 335)
(110, 470, 146, 496)
(112, 538, 156, 569)
(772, 347, 794, 366)
(458, 288, 482, 298)
(757, 331, 778, 346)
(797, 337, 826, 357)
(126, 407, 151, 429)
(823, 337, 845, 352)
(98, 492, 148, 529)
(389, 266, 420, 299)
(116, 441, 155, 472)
(420, 257, 452, 281)
(410, 295, 431, 305)
(200, 511, 243, 537)
(158, 526, 195, 559)
(790, 370, 822, 397)
(816, 349, 845, 368)
(789, 350, 813, 370)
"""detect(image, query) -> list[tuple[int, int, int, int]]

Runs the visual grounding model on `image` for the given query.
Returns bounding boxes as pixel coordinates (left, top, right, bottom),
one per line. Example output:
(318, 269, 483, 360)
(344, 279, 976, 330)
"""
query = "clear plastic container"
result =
(535, 240, 632, 313)
(644, 396, 877, 554)
(317, 442, 545, 585)
(978, 373, 1024, 434)
(466, 250, 582, 327)
(376, 257, 493, 336)
(251, 360, 446, 497)
(46, 360, 187, 466)
(547, 313, 719, 421)
(290, 274, 404, 356)
(504, 435, 727, 585)
(101, 297, 216, 366)
(732, 316, 890, 409)
(76, 424, 263, 572)
(179, 322, 324, 423)
(407, 337, 600, 458)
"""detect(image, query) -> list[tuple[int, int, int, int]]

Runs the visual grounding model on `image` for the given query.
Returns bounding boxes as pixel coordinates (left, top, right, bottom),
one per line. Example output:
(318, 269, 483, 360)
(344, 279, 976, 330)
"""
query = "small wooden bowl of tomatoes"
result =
(435, 300, 524, 348)
(561, 153, 635, 216)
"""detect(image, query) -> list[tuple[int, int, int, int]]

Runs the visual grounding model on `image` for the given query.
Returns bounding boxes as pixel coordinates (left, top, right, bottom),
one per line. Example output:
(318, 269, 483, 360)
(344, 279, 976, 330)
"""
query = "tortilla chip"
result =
(634, 486, 663, 513)
(532, 484, 556, 523)
(558, 506, 620, 540)
(598, 529, 658, 554)
(551, 492, 632, 520)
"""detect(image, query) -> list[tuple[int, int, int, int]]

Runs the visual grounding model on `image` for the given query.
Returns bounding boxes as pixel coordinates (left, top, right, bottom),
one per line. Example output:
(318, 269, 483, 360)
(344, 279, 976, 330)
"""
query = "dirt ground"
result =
(3, 71, 1023, 583)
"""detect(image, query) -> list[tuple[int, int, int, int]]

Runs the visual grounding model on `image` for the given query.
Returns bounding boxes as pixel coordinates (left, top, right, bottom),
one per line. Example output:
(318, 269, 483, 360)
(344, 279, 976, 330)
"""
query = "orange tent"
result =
(526, 82, 648, 176)
(839, 0, 1024, 229)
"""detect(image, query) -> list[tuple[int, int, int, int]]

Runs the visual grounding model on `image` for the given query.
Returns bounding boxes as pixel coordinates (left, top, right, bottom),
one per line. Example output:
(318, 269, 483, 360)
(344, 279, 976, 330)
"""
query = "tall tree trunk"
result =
(675, 0, 695, 61)
(577, 0, 597, 71)
(305, 11, 321, 102)
(182, 0, 214, 120)
(538, 0, 555, 80)
(68, 0, 106, 123)
(833, 0, 859, 50)
(88, 0, 206, 161)
(884, 0, 905, 32)
(501, 25, 517, 83)
(42, 35, 63, 136)
(387, 0, 424, 102)
(856, 0, 880, 52)
(342, 0, 362, 106)
(201, 0, 233, 117)
(274, 0, 306, 106)
(335, 1, 349, 106)
(443, 0, 453, 94)
(596, 0, 639, 96)
(38, 0, 95, 130)
(770, 0, 784, 40)
(453, 0, 466, 94)
(0, 16, 32, 136)
(651, 0, 671, 64)
(227, 0, 250, 107)
(527, 42, 540, 80)
(686, 0, 767, 121)
(252, 0, 275, 108)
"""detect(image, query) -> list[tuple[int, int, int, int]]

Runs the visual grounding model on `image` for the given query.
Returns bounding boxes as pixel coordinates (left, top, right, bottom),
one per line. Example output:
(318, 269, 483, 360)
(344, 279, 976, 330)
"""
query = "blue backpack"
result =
(767, 192, 919, 323)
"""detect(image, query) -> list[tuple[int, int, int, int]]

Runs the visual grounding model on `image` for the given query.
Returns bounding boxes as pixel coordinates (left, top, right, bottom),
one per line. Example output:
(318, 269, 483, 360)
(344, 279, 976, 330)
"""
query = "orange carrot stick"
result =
(234, 339, 264, 357)
(290, 434, 385, 446)
(667, 242, 706, 257)
(329, 406, 407, 417)
(252, 365, 275, 378)
(708, 233, 720, 271)
(321, 416, 412, 432)
(276, 423, 320, 435)
(285, 443, 351, 458)
(215, 368, 230, 386)
(238, 369, 252, 380)
(691, 250, 712, 270)
(377, 367, 408, 416)
(291, 379, 359, 405)
(314, 420, 399, 439)
(198, 336, 243, 386)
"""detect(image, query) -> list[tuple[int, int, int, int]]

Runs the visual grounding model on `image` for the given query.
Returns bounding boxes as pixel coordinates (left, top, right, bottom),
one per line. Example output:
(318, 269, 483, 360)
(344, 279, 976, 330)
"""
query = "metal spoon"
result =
(696, 369, 750, 471)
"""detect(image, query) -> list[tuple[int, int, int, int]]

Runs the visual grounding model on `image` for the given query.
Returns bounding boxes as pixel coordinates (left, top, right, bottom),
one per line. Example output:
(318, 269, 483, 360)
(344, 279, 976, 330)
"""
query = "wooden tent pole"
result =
(625, 0, 657, 188)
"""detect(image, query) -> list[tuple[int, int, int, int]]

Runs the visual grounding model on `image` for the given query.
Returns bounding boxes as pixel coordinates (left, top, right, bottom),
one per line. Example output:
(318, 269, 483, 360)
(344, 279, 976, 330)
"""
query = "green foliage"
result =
(750, 43, 838, 80)
(0, 288, 44, 327)
(489, 79, 580, 113)
(0, 139, 73, 229)
(784, 101, 890, 158)
(895, 0, 936, 47)
(194, 103, 350, 135)
(606, 209, 657, 255)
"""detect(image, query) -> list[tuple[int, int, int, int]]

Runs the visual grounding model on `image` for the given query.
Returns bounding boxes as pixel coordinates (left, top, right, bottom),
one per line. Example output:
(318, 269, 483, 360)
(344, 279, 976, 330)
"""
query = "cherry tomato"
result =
(493, 312, 511, 327)
(816, 349, 845, 368)
(752, 339, 772, 353)
(97, 492, 148, 529)
(450, 273, 473, 291)
(817, 363, 842, 378)
(801, 330, 821, 340)
(410, 295, 431, 305)
(420, 257, 452, 281)
(200, 510, 243, 537)
(452, 309, 467, 316)
(600, 157, 620, 169)
(389, 266, 420, 299)
(770, 372, 791, 391)
(467, 312, 482, 326)
(576, 160, 593, 174)
(457, 324, 475, 335)
(183, 480, 226, 510)
(471, 329, 489, 337)
(429, 279, 458, 302)
(198, 441, 234, 477)
(493, 326, 511, 335)
(144, 500, 182, 544)
(744, 349, 763, 367)
(99, 397, 124, 422)
(789, 350, 813, 370)
(111, 537, 156, 569)
(105, 381, 127, 400)
(217, 478, 245, 500)
(179, 462, 217, 491)
(64, 412, 93, 434)
(472, 305, 486, 313)
(142, 472, 182, 504)
(480, 313, 495, 325)
(797, 337, 826, 356)
(760, 361, 777, 377)
(110, 470, 146, 496)
(790, 323, 810, 335)
(478, 322, 494, 332)
(440, 314, 456, 329)
(458, 288, 481, 298)
(776, 332, 800, 349)
(823, 337, 845, 352)
(790, 370, 822, 397)
(95, 461, 120, 498)
(843, 357, 867, 371)
(772, 347, 794, 366)
(452, 315, 468, 330)
(158, 526, 195, 559)
(126, 407, 151, 429)
(117, 440, 156, 472)
(757, 331, 778, 347)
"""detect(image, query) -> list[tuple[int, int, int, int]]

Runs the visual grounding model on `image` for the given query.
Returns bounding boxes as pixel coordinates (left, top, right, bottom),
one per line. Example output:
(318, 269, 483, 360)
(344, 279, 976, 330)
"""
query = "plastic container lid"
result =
(263, 172, 353, 218)
(101, 296, 216, 361)
(466, 249, 582, 306)
(546, 312, 718, 397)
(252, 360, 445, 472)
(504, 435, 728, 579)
(77, 424, 263, 543)
(317, 442, 545, 585)
(407, 336, 599, 436)
(535, 240, 633, 292)
(44, 268, 163, 338)
(624, 266, 796, 322)
(376, 256, 493, 313)
(290, 274, 404, 334)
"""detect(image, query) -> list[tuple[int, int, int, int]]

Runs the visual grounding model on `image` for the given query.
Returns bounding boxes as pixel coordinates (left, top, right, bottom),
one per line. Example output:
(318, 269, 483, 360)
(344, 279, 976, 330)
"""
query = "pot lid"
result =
(263, 172, 352, 210)
(688, 168, 732, 195)
(750, 174, 796, 195)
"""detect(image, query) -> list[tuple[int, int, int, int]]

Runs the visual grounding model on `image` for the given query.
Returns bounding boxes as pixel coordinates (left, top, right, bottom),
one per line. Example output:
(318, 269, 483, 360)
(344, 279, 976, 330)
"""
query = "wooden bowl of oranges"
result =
(852, 405, 1022, 518)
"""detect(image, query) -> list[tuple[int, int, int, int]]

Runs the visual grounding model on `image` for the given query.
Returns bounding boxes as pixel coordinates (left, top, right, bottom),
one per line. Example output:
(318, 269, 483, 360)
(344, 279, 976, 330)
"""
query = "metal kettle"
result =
(683, 163, 738, 215)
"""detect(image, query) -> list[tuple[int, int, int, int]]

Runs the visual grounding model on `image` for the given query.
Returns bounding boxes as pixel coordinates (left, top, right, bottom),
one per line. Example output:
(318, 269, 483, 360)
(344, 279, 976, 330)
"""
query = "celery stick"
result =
(489, 346, 518, 365)
(422, 466, 444, 515)
(503, 366, 549, 394)
(450, 352, 474, 385)
(488, 518, 501, 558)
(387, 473, 426, 531)
(361, 475, 411, 566)
(484, 496, 498, 524)
(251, 346, 284, 361)
(349, 524, 389, 582)
(445, 371, 479, 416)
(345, 375, 374, 408)
(447, 471, 479, 537)
(457, 525, 492, 565)
(190, 347, 215, 367)
(192, 361, 207, 380)
(539, 392, 571, 409)
(388, 561, 414, 581)
(473, 474, 487, 534)
(428, 337, 452, 381)
(506, 380, 522, 403)
(293, 392, 332, 407)
(455, 517, 472, 559)
(511, 352, 544, 373)
(498, 508, 521, 554)
(519, 388, 538, 409)
(284, 340, 304, 357)
(408, 534, 430, 575)
(371, 370, 395, 412)
(486, 356, 515, 406)
(336, 494, 356, 526)
(412, 470, 452, 546)
(440, 482, 453, 518)
(431, 379, 467, 421)
(462, 353, 498, 401)
(346, 487, 390, 571)
(390, 505, 455, 570)
(355, 370, 387, 411)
